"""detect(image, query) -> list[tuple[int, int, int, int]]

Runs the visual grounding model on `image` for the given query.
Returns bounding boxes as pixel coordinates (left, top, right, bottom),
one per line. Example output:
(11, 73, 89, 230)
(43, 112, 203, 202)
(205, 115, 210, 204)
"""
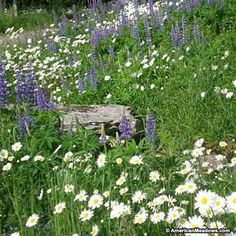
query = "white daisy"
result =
(90, 225, 99, 236)
(2, 163, 12, 171)
(133, 210, 148, 224)
(132, 191, 147, 204)
(184, 215, 205, 228)
(25, 214, 39, 228)
(150, 212, 165, 224)
(79, 209, 93, 222)
(12, 142, 22, 152)
(184, 182, 197, 193)
(130, 155, 143, 165)
(64, 184, 74, 194)
(34, 155, 45, 162)
(53, 202, 66, 215)
(88, 194, 103, 209)
(74, 190, 88, 202)
(96, 153, 106, 168)
(226, 192, 236, 213)
(149, 171, 160, 182)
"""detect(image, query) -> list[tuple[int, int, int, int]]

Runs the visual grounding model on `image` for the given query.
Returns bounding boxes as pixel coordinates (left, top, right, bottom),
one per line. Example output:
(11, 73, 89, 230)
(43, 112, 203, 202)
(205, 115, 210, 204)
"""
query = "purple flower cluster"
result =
(118, 114, 133, 140)
(181, 16, 189, 45)
(45, 30, 57, 53)
(25, 62, 37, 107)
(15, 63, 53, 110)
(15, 69, 26, 105)
(35, 85, 54, 111)
(171, 22, 181, 48)
(18, 112, 34, 137)
(77, 74, 85, 93)
(145, 112, 156, 145)
(0, 61, 8, 108)
(143, 15, 152, 48)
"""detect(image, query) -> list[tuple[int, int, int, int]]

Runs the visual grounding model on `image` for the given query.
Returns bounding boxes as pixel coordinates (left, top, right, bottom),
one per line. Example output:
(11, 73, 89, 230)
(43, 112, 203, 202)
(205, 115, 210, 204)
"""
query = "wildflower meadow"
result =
(0, 0, 236, 235)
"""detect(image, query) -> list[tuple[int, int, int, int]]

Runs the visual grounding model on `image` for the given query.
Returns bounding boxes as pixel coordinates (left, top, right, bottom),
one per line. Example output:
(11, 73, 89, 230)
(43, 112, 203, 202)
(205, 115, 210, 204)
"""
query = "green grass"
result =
(0, 8, 53, 34)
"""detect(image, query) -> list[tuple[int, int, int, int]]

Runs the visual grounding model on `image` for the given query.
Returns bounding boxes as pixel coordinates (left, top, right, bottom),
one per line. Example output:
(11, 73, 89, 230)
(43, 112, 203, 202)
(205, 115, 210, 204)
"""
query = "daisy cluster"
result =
(1, 137, 235, 235)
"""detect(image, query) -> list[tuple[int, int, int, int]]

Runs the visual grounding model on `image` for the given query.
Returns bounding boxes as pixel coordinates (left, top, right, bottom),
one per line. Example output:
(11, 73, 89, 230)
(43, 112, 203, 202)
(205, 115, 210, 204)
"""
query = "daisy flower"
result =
(88, 194, 103, 209)
(133, 210, 148, 224)
(149, 171, 160, 182)
(90, 225, 99, 236)
(184, 215, 205, 228)
(64, 184, 74, 193)
(79, 209, 93, 222)
(74, 190, 88, 202)
(130, 155, 143, 165)
(184, 182, 197, 194)
(25, 214, 39, 228)
(132, 191, 147, 204)
(53, 202, 66, 215)
(226, 192, 236, 213)
(12, 142, 22, 152)
(194, 190, 214, 211)
(96, 153, 106, 168)
(150, 212, 165, 224)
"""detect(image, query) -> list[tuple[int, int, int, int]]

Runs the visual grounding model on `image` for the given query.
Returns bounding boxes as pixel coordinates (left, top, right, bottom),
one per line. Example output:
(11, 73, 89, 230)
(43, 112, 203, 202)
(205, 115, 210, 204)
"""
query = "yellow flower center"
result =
(201, 197, 208, 204)
(30, 219, 36, 223)
(137, 217, 143, 223)
(192, 224, 198, 228)
(93, 199, 99, 204)
(232, 198, 236, 204)
(215, 200, 221, 206)
(172, 213, 177, 219)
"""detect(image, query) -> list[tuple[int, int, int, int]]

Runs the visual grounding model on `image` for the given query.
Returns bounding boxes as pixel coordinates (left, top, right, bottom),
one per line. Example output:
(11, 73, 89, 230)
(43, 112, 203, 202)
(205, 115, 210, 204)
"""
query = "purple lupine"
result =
(207, 0, 214, 5)
(99, 124, 107, 145)
(53, 10, 59, 28)
(118, 114, 133, 140)
(25, 62, 37, 107)
(109, 47, 115, 59)
(77, 74, 85, 93)
(91, 30, 100, 47)
(143, 15, 152, 48)
(133, 0, 139, 20)
(157, 8, 164, 32)
(15, 69, 26, 105)
(148, 0, 156, 28)
(192, 0, 200, 8)
(35, 85, 53, 111)
(17, 112, 34, 137)
(193, 17, 201, 42)
(181, 15, 189, 45)
(131, 19, 140, 41)
(145, 112, 156, 145)
(59, 15, 69, 37)
(91, 48, 97, 62)
(0, 61, 8, 108)
(90, 66, 97, 90)
(45, 30, 57, 52)
(165, 4, 172, 22)
(184, 0, 192, 13)
(100, 60, 106, 71)
(171, 22, 180, 48)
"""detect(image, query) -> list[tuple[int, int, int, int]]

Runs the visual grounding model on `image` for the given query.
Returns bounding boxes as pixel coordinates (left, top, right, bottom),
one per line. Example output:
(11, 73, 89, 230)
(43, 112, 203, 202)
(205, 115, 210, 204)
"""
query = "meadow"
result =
(0, 0, 236, 235)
